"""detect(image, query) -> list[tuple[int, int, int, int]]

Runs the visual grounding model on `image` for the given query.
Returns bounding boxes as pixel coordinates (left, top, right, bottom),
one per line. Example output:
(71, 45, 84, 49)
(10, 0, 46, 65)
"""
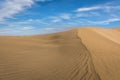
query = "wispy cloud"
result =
(59, 13, 71, 20)
(44, 27, 56, 31)
(75, 3, 120, 13)
(0, 0, 51, 22)
(49, 13, 72, 23)
(73, 2, 120, 25)
(75, 6, 101, 12)
(0, 0, 34, 22)
(98, 18, 120, 24)
(49, 16, 61, 23)
(36, 0, 52, 2)
(21, 26, 34, 30)
(86, 18, 120, 25)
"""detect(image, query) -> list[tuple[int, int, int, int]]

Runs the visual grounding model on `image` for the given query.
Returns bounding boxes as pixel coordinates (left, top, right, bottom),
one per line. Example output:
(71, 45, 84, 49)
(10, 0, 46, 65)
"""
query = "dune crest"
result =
(0, 27, 120, 80)
(78, 28, 120, 80)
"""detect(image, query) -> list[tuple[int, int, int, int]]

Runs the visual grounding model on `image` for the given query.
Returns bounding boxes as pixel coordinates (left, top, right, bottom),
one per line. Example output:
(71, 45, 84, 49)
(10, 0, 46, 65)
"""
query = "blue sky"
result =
(0, 0, 120, 35)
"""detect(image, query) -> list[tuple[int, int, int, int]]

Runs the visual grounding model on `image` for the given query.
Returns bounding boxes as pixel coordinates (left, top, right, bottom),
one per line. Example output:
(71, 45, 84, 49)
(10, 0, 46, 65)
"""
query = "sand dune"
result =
(78, 28, 120, 80)
(0, 27, 120, 80)
(112, 28, 120, 32)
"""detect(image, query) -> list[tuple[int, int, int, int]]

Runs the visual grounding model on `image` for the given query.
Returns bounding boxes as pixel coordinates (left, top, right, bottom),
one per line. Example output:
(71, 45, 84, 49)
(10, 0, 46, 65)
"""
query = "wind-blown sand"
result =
(0, 27, 120, 80)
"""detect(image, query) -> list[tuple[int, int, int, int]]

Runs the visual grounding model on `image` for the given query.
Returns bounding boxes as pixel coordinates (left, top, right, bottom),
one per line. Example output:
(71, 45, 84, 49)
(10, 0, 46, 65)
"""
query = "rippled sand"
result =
(0, 27, 120, 80)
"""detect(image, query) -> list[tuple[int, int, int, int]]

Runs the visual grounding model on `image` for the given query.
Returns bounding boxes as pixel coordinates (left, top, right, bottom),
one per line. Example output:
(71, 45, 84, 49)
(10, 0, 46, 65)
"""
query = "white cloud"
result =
(52, 19, 61, 23)
(23, 19, 48, 24)
(21, 26, 34, 30)
(35, 0, 52, 2)
(44, 27, 56, 30)
(74, 3, 120, 25)
(49, 13, 72, 23)
(75, 4, 120, 13)
(75, 6, 101, 12)
(50, 17, 61, 23)
(89, 12, 101, 16)
(75, 13, 89, 18)
(0, 0, 34, 22)
(87, 18, 120, 25)
(0, 0, 51, 22)
(6, 19, 48, 27)
(59, 13, 71, 20)
(100, 18, 120, 24)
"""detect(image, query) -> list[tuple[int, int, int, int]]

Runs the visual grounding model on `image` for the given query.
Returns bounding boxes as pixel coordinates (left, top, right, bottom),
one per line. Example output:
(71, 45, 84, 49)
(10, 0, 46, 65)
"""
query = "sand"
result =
(0, 27, 120, 80)
(78, 27, 120, 80)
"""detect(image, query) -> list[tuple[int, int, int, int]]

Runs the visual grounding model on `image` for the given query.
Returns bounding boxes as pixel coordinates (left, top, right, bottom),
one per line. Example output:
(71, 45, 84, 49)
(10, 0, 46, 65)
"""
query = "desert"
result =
(0, 27, 120, 80)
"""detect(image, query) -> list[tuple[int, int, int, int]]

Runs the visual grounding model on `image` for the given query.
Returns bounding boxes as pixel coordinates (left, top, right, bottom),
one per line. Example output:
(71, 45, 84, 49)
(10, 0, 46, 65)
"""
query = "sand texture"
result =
(0, 27, 120, 80)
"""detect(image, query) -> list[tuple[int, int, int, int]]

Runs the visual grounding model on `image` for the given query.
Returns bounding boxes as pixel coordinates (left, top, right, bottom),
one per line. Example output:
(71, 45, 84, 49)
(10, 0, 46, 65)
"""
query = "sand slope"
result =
(0, 27, 120, 80)
(78, 28, 120, 80)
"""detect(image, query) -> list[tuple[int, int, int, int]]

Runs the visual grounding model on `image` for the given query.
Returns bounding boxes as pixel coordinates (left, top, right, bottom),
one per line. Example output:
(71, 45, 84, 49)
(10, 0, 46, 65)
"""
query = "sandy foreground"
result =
(0, 27, 120, 80)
